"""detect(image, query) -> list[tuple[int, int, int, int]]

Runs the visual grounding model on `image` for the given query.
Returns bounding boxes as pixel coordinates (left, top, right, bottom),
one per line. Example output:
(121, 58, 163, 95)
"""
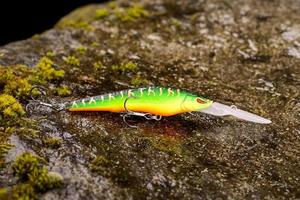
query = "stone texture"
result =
(0, 0, 300, 199)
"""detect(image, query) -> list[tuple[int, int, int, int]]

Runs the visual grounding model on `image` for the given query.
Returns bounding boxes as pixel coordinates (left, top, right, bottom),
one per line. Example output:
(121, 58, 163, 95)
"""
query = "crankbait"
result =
(27, 86, 271, 127)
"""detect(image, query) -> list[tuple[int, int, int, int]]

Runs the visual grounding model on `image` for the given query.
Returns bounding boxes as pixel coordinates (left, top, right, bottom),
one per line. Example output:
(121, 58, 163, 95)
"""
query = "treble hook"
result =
(122, 96, 162, 127)
(26, 86, 66, 113)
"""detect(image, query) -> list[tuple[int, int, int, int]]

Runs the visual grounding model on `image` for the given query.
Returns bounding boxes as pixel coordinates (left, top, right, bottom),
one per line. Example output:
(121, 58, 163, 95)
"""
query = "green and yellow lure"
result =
(68, 87, 212, 116)
(28, 86, 271, 126)
(66, 87, 271, 125)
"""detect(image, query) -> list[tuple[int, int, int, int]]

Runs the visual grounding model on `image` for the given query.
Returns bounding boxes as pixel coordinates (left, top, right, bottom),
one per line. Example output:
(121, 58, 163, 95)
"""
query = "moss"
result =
(147, 136, 182, 155)
(32, 34, 40, 40)
(171, 18, 182, 28)
(90, 155, 111, 173)
(11, 183, 37, 200)
(0, 143, 13, 168)
(14, 127, 39, 139)
(43, 137, 62, 149)
(108, 2, 117, 9)
(1, 57, 65, 98)
(90, 156, 136, 187)
(54, 85, 72, 97)
(0, 65, 35, 98)
(8, 152, 62, 197)
(46, 51, 56, 58)
(29, 168, 62, 192)
(91, 42, 99, 47)
(0, 55, 68, 104)
(59, 20, 94, 30)
(115, 4, 149, 22)
(0, 67, 24, 98)
(63, 20, 88, 28)
(0, 67, 15, 88)
(3, 78, 33, 99)
(0, 187, 8, 199)
(0, 52, 4, 58)
(76, 45, 87, 54)
(95, 8, 110, 19)
(111, 166, 135, 186)
(111, 61, 137, 72)
(63, 56, 80, 67)
(0, 94, 25, 127)
(0, 127, 14, 143)
(33, 57, 65, 84)
(93, 61, 104, 70)
(12, 152, 41, 180)
(130, 74, 147, 86)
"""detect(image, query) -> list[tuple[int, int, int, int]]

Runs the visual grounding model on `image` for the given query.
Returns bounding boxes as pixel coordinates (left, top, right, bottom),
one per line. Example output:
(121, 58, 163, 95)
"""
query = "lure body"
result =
(68, 87, 212, 116)
(27, 86, 271, 124)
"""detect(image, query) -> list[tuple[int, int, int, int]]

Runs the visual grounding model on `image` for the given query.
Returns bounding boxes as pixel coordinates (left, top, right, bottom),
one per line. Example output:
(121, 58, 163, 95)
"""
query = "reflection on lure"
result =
(27, 86, 271, 127)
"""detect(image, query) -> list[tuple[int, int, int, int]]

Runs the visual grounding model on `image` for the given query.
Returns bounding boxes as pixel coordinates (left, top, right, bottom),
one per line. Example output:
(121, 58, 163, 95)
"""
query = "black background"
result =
(0, 0, 109, 46)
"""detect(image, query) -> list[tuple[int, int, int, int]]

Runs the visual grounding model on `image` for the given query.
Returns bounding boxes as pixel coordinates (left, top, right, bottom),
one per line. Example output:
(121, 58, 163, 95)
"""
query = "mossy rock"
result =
(0, 94, 25, 127)
(29, 168, 62, 192)
(12, 152, 42, 179)
(0, 0, 300, 199)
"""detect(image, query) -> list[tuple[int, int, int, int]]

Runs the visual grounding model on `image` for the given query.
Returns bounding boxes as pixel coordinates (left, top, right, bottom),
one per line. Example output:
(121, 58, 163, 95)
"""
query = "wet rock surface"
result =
(0, 0, 300, 199)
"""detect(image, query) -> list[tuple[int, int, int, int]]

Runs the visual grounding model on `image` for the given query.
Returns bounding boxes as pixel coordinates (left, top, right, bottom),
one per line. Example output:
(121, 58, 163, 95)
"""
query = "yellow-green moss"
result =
(4, 78, 33, 98)
(0, 52, 5, 58)
(0, 184, 37, 200)
(111, 61, 137, 72)
(0, 127, 13, 142)
(46, 51, 56, 58)
(90, 155, 111, 173)
(0, 187, 8, 199)
(108, 2, 117, 9)
(11, 183, 37, 200)
(171, 18, 182, 28)
(147, 136, 182, 155)
(115, 4, 149, 22)
(130, 74, 147, 86)
(93, 61, 104, 70)
(29, 167, 62, 192)
(0, 67, 14, 86)
(76, 45, 87, 54)
(8, 152, 62, 197)
(2, 56, 65, 97)
(0, 61, 64, 98)
(0, 94, 25, 127)
(33, 57, 65, 84)
(89, 156, 136, 186)
(43, 137, 62, 149)
(12, 152, 41, 179)
(95, 8, 110, 19)
(0, 65, 35, 98)
(0, 143, 13, 168)
(91, 42, 99, 47)
(59, 20, 94, 31)
(63, 56, 80, 67)
(32, 34, 40, 40)
(63, 20, 88, 28)
(14, 127, 39, 139)
(54, 85, 72, 97)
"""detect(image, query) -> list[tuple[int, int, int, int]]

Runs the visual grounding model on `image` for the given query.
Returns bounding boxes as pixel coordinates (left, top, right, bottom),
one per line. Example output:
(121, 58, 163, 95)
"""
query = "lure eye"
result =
(196, 98, 205, 104)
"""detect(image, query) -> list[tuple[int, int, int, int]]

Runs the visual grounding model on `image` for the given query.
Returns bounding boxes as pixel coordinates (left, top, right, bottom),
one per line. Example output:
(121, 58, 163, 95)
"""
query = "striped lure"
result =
(27, 86, 271, 126)
(68, 87, 212, 116)
(66, 87, 271, 125)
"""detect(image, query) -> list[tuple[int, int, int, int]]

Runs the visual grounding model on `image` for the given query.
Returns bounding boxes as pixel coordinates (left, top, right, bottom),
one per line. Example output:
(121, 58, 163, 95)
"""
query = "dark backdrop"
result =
(0, 0, 109, 46)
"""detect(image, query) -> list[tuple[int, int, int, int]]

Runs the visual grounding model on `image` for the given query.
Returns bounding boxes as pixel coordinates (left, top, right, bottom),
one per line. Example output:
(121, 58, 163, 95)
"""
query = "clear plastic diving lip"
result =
(199, 102, 272, 124)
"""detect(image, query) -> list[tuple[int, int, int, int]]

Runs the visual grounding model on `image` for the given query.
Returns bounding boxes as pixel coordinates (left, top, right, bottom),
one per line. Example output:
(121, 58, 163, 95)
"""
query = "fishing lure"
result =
(27, 86, 271, 127)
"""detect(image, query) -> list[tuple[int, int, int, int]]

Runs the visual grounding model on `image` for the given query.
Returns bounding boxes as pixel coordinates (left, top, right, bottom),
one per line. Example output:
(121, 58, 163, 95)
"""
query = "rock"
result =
(0, 0, 300, 199)
(287, 46, 300, 59)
